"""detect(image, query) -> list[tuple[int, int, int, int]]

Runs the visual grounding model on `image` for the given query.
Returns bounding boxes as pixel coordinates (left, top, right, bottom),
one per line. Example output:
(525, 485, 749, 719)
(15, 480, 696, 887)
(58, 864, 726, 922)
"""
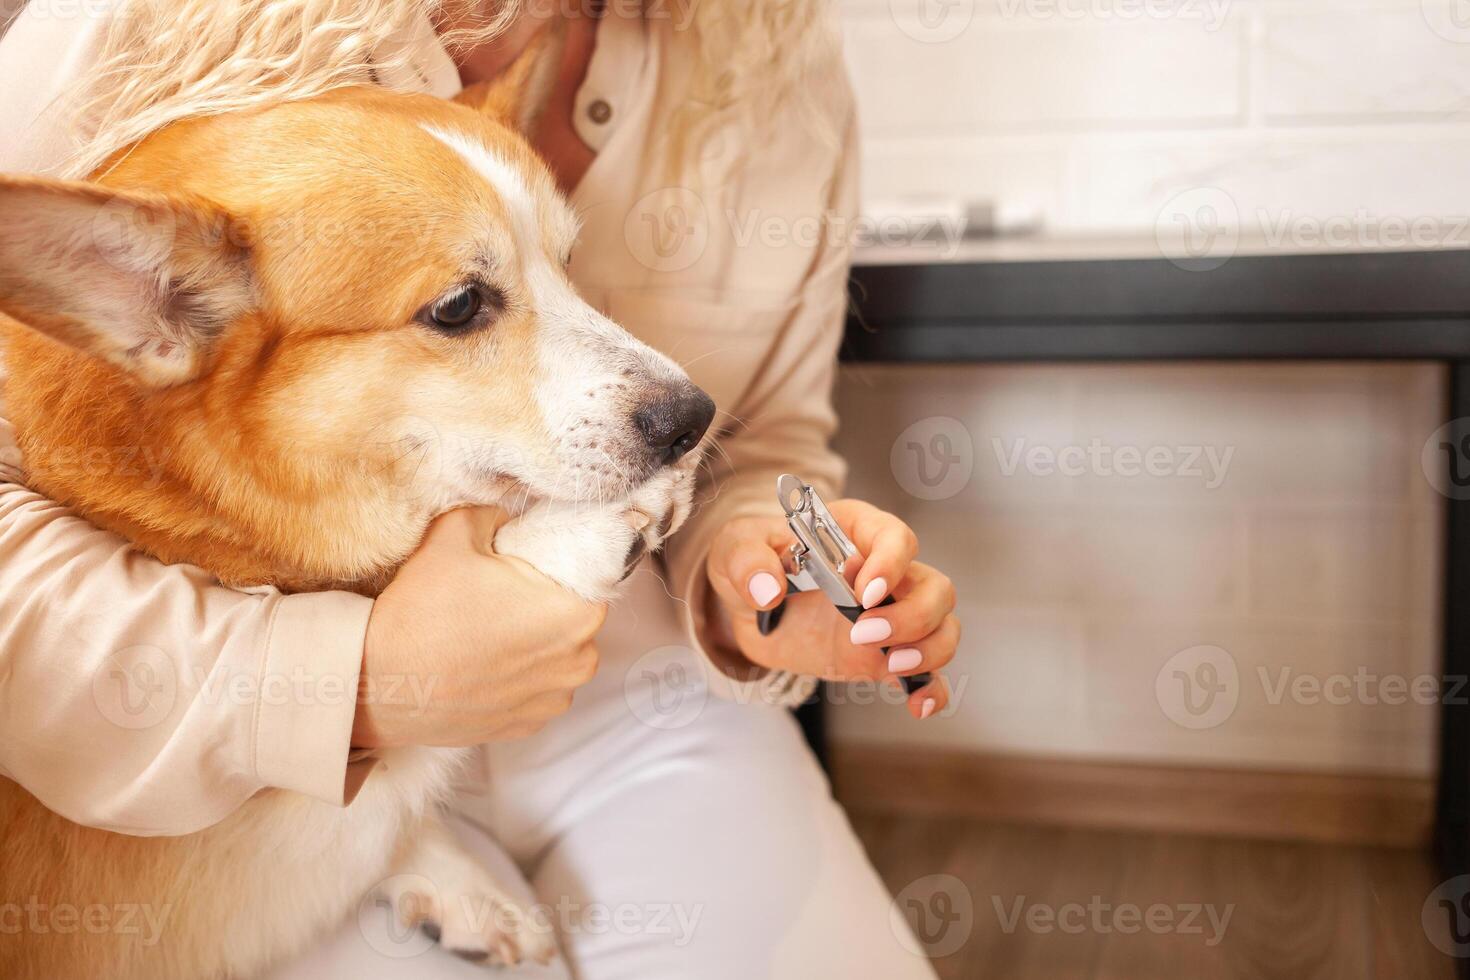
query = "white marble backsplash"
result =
(843, 0, 1470, 248)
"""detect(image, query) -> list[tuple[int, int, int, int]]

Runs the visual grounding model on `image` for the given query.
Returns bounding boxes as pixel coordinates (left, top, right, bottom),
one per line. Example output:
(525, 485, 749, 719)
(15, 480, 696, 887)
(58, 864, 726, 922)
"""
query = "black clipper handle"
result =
(757, 593, 932, 695)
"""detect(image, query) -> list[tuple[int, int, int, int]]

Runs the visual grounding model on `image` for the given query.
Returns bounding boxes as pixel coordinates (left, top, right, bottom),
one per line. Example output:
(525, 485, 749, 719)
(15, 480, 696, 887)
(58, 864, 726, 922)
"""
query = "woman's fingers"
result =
(882, 612, 960, 679)
(419, 505, 512, 556)
(516, 687, 578, 722)
(708, 516, 793, 611)
(903, 672, 952, 720)
(703, 506, 960, 724)
(848, 562, 956, 649)
(831, 499, 920, 609)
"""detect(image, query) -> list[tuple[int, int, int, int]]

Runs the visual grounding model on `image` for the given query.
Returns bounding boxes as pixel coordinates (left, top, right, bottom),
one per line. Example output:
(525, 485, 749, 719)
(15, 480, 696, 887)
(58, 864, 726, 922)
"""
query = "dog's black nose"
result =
(636, 384, 716, 465)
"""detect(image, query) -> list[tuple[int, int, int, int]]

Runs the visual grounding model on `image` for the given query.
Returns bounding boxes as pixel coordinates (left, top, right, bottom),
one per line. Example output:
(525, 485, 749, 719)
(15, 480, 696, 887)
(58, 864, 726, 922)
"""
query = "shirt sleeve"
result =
(0, 0, 106, 175)
(660, 98, 859, 709)
(0, 1, 377, 836)
(0, 409, 376, 836)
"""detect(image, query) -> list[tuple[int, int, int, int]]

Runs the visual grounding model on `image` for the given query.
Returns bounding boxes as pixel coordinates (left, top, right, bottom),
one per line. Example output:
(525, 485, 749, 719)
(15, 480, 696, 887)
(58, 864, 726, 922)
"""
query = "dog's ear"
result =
(0, 176, 252, 387)
(453, 23, 564, 135)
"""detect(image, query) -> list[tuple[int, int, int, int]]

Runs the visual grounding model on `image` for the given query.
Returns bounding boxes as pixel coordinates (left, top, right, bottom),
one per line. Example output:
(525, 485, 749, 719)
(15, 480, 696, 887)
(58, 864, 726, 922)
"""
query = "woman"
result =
(0, 1, 959, 976)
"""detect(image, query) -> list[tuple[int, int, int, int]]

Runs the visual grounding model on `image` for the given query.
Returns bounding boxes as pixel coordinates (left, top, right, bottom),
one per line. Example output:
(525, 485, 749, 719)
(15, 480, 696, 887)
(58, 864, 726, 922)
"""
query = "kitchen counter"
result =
(853, 233, 1470, 267)
(842, 245, 1470, 362)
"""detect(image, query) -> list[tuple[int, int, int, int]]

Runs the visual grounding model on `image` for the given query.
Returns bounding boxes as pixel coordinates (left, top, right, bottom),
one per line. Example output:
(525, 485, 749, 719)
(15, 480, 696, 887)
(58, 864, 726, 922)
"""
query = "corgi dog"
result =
(0, 41, 714, 980)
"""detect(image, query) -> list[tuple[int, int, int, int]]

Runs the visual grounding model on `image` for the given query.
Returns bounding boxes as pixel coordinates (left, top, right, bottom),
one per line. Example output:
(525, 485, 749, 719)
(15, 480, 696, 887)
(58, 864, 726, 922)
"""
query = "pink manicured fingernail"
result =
(861, 577, 888, 609)
(887, 648, 923, 673)
(748, 572, 781, 607)
(849, 617, 892, 646)
(920, 698, 937, 720)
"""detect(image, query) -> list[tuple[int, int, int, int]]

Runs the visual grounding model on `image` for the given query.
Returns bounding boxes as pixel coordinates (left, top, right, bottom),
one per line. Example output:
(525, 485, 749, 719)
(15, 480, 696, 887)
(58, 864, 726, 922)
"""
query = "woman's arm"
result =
(0, 403, 608, 836)
(660, 80, 959, 714)
(0, 408, 377, 835)
(660, 100, 857, 701)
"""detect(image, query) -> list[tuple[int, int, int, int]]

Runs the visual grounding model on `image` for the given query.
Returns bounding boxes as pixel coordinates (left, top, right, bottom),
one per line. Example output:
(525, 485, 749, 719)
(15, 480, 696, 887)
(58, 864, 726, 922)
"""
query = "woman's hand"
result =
(353, 507, 606, 748)
(704, 499, 959, 719)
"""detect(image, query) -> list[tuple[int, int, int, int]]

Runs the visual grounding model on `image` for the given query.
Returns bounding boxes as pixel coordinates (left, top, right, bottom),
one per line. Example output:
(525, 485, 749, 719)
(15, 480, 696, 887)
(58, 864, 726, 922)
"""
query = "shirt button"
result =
(587, 99, 613, 125)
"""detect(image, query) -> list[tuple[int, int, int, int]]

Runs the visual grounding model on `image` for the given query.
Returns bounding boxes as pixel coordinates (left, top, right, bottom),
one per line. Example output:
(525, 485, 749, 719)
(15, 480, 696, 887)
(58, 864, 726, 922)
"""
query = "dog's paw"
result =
(618, 465, 696, 571)
(495, 465, 698, 601)
(380, 816, 558, 968)
(378, 872, 557, 968)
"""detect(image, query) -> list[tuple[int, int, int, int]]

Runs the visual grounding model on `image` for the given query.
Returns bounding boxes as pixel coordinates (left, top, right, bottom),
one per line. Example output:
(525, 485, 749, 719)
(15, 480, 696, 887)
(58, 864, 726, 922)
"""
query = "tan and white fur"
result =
(0, 41, 713, 980)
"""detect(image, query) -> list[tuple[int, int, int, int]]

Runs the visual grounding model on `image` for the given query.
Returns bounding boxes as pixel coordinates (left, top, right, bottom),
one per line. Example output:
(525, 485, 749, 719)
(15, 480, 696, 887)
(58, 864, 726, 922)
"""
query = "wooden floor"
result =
(850, 812, 1458, 980)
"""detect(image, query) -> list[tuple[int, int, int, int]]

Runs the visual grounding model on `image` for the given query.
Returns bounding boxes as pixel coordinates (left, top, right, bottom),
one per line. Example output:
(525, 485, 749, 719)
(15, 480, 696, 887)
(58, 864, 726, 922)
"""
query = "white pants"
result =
(270, 564, 936, 980)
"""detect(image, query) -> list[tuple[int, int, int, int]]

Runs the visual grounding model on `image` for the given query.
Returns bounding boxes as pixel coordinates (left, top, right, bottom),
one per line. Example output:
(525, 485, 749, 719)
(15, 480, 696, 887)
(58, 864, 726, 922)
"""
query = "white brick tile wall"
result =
(1245, 508, 1421, 620)
(844, 0, 1470, 235)
(829, 363, 1447, 776)
(829, 7, 1459, 775)
(845, 15, 1245, 136)
(1263, 6, 1470, 122)
(1074, 510, 1242, 612)
(1061, 127, 1470, 237)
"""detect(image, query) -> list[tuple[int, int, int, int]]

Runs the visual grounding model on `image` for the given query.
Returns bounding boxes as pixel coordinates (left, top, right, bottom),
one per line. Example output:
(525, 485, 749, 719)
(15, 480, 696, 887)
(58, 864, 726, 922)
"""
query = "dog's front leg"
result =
(377, 813, 557, 967)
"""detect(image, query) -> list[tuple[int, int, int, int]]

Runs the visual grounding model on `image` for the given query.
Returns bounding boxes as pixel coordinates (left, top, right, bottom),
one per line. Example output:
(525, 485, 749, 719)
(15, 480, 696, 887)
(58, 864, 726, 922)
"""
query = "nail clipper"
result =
(756, 474, 932, 695)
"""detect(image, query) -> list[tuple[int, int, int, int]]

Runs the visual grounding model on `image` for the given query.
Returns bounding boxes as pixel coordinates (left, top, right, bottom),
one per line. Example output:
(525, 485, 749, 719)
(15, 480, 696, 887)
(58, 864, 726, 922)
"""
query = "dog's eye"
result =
(414, 283, 506, 335)
(430, 287, 481, 331)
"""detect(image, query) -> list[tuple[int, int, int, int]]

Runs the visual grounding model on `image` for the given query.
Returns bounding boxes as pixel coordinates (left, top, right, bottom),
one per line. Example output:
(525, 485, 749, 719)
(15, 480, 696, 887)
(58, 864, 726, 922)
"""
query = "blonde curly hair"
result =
(66, 0, 839, 179)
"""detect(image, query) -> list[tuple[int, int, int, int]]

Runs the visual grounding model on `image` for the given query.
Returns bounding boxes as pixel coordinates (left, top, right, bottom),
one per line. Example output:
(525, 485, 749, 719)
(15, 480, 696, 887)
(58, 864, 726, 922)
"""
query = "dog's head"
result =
(0, 74, 713, 575)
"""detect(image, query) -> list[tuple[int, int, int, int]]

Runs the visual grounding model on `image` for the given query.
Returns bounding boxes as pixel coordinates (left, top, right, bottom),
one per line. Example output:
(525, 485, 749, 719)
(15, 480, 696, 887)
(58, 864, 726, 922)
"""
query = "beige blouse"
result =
(0, 2, 854, 835)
